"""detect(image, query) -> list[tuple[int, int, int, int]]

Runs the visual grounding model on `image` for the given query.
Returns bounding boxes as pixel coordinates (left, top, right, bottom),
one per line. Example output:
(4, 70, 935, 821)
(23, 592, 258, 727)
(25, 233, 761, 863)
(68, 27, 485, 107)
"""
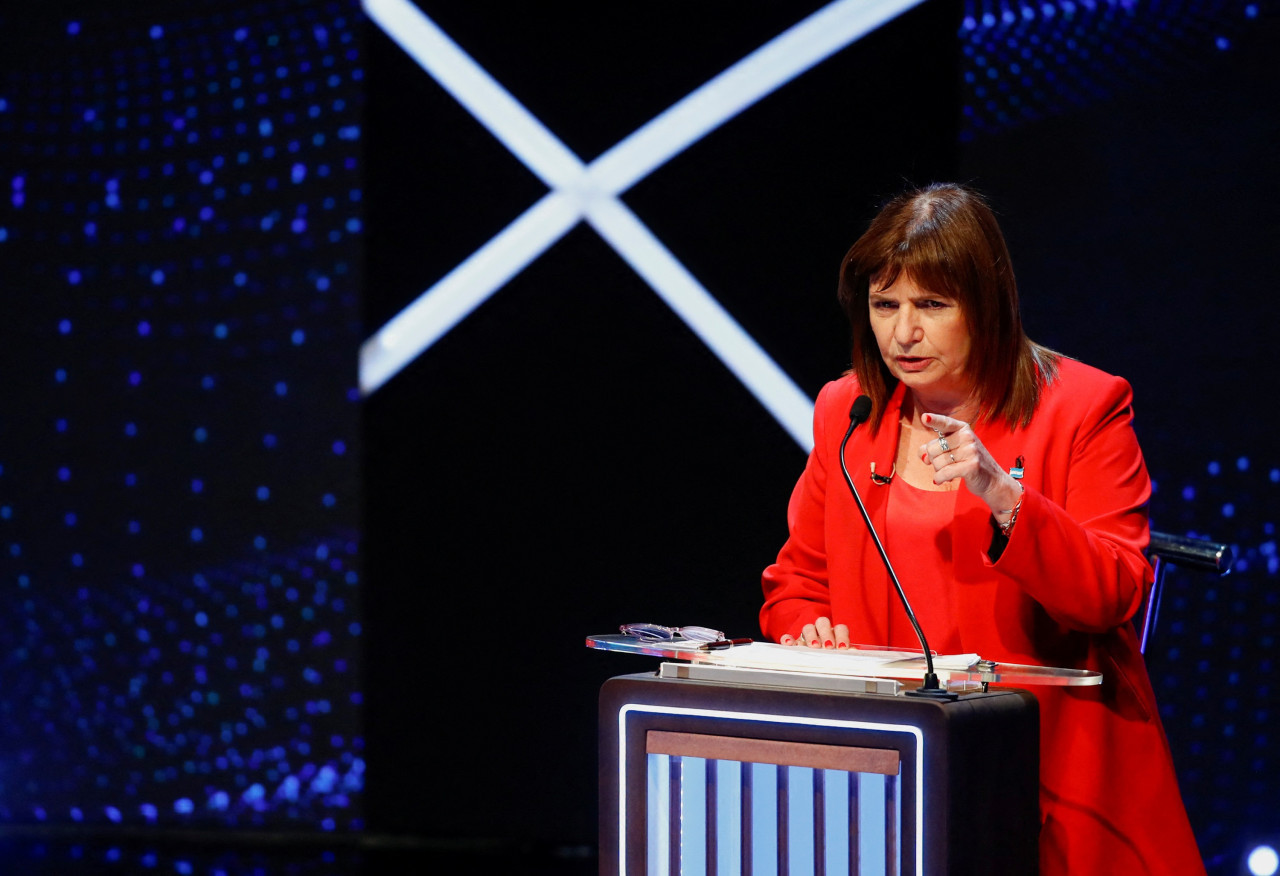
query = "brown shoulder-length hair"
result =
(838, 182, 1058, 431)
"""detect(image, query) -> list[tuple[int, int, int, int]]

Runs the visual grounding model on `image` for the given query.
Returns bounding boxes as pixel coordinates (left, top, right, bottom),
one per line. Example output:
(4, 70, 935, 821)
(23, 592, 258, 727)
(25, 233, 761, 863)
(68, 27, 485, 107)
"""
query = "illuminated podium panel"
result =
(599, 672, 1039, 876)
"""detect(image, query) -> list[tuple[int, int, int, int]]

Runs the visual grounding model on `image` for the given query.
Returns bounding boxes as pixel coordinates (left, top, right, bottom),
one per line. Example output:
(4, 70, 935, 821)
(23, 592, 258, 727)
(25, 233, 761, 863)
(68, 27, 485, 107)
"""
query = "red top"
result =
(761, 359, 1205, 875)
(885, 478, 962, 654)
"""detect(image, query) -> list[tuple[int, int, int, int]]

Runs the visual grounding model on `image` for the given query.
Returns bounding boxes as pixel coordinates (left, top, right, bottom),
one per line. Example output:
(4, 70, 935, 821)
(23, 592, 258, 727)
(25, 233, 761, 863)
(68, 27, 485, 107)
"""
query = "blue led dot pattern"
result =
(959, 0, 1266, 139)
(1147, 451, 1279, 868)
(0, 0, 363, 828)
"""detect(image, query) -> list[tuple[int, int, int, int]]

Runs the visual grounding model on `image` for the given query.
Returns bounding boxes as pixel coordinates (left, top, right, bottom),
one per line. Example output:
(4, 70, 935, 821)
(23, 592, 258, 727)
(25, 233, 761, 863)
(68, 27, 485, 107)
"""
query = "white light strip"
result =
(586, 0, 928, 195)
(358, 193, 580, 393)
(617, 702, 925, 876)
(360, 0, 926, 447)
(585, 199, 814, 449)
(362, 0, 585, 189)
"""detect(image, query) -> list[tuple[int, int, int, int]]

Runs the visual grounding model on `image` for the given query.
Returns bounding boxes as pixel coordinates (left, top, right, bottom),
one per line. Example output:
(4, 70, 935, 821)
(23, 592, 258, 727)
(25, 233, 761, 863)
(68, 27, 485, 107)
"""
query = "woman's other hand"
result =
(780, 616, 850, 649)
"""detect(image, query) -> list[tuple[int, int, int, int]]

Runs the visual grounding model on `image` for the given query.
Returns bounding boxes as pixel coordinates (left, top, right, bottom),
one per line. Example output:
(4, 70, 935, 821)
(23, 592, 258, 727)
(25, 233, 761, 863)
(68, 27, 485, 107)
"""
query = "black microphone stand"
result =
(839, 405, 957, 700)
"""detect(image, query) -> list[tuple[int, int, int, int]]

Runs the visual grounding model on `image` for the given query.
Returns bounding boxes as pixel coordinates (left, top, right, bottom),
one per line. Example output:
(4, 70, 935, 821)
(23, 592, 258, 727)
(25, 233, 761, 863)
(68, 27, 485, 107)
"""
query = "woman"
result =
(760, 183, 1204, 874)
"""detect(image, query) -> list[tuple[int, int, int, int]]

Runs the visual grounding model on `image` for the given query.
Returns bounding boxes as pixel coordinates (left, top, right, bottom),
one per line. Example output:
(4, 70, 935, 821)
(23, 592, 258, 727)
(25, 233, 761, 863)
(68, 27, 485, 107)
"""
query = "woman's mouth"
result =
(896, 356, 931, 373)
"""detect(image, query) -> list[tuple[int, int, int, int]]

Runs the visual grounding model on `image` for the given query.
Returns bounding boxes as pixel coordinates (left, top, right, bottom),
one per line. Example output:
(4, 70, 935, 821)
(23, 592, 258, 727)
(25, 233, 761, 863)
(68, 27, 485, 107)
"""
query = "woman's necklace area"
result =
(894, 417, 957, 491)
(894, 398, 977, 492)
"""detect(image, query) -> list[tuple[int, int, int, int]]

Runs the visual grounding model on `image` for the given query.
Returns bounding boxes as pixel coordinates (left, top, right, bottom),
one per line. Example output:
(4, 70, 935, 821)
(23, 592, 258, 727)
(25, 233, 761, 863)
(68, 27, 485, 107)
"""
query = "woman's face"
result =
(868, 272, 973, 409)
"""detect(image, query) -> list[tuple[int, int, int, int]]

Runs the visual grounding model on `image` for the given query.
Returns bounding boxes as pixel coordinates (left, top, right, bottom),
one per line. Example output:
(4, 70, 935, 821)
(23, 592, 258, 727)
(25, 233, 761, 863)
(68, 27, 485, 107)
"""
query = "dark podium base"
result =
(599, 672, 1039, 875)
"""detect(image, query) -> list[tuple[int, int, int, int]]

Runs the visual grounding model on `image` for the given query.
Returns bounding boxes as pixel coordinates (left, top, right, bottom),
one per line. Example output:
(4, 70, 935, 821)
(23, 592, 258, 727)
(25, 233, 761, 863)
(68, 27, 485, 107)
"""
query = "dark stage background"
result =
(0, 0, 1277, 874)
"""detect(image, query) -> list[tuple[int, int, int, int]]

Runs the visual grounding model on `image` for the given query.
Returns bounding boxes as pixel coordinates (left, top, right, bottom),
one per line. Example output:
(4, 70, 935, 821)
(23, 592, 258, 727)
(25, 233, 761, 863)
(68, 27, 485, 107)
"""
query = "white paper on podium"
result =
(700, 642, 980, 677)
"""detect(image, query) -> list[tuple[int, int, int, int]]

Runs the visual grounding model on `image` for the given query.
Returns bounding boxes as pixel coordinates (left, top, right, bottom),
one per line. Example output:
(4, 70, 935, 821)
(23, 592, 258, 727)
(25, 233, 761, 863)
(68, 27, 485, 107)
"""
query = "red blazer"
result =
(761, 359, 1205, 875)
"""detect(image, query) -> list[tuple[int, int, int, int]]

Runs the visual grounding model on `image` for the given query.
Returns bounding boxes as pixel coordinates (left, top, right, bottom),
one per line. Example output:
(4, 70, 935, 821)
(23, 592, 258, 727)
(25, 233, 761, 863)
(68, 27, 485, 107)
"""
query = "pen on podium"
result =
(700, 638, 753, 650)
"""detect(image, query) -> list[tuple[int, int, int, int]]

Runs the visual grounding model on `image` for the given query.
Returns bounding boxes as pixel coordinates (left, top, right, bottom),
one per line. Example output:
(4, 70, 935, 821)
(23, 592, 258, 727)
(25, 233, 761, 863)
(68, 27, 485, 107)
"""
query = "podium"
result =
(593, 640, 1051, 876)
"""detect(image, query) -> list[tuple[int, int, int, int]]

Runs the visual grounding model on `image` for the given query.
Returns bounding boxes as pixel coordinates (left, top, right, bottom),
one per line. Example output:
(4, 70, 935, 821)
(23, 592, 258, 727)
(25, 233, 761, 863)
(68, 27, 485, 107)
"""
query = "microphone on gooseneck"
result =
(838, 394, 954, 698)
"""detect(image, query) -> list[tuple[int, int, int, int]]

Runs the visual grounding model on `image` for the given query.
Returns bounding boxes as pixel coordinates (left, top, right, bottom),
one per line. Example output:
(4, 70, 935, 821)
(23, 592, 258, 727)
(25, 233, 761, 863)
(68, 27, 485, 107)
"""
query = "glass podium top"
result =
(586, 634, 1102, 691)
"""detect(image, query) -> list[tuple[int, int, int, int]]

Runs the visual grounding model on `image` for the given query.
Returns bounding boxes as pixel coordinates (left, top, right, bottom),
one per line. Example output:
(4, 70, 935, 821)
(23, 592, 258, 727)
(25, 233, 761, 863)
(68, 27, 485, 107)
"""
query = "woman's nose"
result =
(894, 308, 922, 344)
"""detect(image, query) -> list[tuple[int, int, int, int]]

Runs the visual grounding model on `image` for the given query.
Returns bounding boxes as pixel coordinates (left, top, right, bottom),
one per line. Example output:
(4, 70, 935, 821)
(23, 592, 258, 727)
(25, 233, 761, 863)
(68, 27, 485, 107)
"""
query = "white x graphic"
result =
(359, 0, 925, 450)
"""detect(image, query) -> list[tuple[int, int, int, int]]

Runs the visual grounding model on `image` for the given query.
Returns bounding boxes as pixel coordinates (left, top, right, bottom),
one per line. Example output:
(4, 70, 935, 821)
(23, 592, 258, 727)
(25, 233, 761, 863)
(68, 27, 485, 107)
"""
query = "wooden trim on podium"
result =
(646, 730, 900, 776)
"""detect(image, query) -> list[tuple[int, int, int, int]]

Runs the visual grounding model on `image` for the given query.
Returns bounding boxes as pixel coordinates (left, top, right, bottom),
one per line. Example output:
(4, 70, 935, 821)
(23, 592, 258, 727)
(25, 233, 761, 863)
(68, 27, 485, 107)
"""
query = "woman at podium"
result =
(760, 183, 1205, 874)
